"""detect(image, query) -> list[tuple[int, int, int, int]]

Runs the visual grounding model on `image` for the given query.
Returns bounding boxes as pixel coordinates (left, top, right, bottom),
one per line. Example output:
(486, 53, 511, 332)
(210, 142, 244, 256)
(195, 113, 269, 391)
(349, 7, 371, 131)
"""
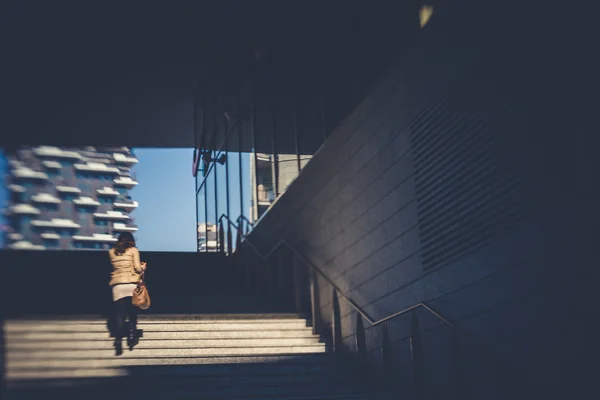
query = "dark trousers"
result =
(114, 296, 137, 340)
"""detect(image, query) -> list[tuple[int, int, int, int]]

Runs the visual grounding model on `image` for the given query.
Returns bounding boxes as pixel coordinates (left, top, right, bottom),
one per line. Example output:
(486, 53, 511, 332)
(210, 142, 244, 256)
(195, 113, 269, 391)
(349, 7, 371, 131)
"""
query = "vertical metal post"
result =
(309, 269, 319, 335)
(331, 288, 342, 352)
(195, 173, 199, 252)
(278, 249, 285, 294)
(238, 98, 244, 220)
(213, 158, 218, 250)
(292, 91, 301, 174)
(271, 95, 279, 197)
(194, 96, 199, 251)
(203, 185, 208, 253)
(213, 89, 218, 251)
(411, 310, 426, 400)
(203, 91, 208, 253)
(382, 322, 394, 389)
(251, 96, 259, 222)
(355, 313, 368, 387)
(218, 220, 225, 253)
(292, 254, 303, 314)
(224, 114, 231, 256)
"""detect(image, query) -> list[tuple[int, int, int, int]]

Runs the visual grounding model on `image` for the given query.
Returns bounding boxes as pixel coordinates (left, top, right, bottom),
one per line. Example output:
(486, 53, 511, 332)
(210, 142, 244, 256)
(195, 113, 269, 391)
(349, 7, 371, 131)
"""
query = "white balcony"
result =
(113, 176, 138, 187)
(31, 219, 80, 229)
(32, 146, 82, 159)
(10, 204, 41, 215)
(73, 196, 101, 207)
(56, 186, 82, 194)
(42, 160, 62, 169)
(72, 234, 117, 243)
(113, 222, 138, 232)
(113, 200, 139, 209)
(11, 167, 48, 180)
(97, 187, 120, 196)
(8, 185, 26, 193)
(8, 233, 24, 241)
(80, 154, 112, 163)
(7, 241, 46, 250)
(93, 211, 130, 220)
(8, 160, 23, 168)
(74, 162, 120, 174)
(113, 153, 138, 164)
(31, 193, 61, 204)
(41, 233, 61, 240)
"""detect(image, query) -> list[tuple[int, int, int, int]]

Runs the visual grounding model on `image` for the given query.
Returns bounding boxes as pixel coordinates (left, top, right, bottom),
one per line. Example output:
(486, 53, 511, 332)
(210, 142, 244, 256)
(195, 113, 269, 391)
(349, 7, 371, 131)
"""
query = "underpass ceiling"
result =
(0, 0, 418, 153)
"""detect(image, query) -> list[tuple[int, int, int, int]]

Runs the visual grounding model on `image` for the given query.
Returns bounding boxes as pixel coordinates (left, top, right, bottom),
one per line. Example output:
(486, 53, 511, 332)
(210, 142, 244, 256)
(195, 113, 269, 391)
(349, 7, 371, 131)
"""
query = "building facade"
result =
(4, 146, 139, 250)
(249, 153, 311, 222)
(197, 222, 218, 252)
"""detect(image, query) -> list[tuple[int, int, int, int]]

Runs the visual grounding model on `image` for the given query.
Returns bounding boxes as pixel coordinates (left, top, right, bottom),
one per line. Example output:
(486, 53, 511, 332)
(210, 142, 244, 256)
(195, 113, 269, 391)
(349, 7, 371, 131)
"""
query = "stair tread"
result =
(4, 314, 368, 399)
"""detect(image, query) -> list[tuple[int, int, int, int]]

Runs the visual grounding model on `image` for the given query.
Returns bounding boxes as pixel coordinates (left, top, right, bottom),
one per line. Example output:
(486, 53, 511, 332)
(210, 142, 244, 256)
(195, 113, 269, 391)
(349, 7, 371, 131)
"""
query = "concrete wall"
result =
(246, 1, 582, 397)
(0, 251, 256, 317)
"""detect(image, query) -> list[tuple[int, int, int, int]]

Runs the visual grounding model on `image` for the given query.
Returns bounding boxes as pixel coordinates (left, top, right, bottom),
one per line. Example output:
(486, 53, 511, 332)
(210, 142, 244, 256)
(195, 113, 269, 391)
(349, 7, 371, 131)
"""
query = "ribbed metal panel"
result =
(410, 82, 555, 271)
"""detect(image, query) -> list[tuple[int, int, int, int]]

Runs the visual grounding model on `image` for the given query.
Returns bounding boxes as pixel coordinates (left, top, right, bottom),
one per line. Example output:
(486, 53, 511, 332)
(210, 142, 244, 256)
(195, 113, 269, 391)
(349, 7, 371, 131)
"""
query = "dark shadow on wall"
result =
(0, 250, 294, 319)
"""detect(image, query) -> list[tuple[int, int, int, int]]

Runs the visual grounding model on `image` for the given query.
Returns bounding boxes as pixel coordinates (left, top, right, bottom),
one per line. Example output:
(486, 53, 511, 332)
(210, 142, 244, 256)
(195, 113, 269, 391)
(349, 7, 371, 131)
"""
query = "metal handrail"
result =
(217, 214, 468, 335)
(215, 213, 531, 388)
(237, 215, 254, 230)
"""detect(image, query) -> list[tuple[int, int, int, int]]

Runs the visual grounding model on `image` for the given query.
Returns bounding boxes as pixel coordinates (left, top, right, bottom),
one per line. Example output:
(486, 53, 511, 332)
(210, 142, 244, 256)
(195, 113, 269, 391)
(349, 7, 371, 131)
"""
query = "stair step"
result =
(7, 361, 355, 380)
(3, 313, 373, 400)
(8, 371, 355, 388)
(6, 318, 307, 325)
(5, 321, 311, 332)
(6, 329, 317, 340)
(7, 381, 364, 398)
(3, 390, 370, 400)
(6, 313, 305, 321)
(7, 345, 327, 360)
(8, 337, 322, 349)
(6, 353, 351, 369)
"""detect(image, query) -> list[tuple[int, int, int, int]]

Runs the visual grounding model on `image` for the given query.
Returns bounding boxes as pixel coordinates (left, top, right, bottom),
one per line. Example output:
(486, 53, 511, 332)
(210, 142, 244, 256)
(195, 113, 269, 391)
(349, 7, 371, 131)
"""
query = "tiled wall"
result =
(245, 3, 581, 395)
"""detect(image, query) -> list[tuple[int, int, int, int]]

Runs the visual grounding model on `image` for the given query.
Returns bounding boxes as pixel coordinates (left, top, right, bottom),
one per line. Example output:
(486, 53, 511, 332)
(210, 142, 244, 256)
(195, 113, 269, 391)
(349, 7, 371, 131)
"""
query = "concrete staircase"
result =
(3, 314, 372, 399)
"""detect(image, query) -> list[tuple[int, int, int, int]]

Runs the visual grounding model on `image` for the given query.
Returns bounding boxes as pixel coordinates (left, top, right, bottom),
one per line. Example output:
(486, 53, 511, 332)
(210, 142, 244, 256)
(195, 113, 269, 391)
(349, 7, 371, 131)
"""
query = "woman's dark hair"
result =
(114, 232, 136, 255)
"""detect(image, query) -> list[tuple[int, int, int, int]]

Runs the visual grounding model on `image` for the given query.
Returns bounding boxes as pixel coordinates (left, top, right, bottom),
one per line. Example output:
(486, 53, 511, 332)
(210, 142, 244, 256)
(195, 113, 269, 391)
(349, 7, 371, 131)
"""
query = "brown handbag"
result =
(132, 272, 151, 310)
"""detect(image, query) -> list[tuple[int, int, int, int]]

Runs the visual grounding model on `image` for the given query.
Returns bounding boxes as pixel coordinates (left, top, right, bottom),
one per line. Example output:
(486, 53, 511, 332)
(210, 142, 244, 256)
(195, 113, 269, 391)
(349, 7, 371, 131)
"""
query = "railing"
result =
(217, 213, 534, 399)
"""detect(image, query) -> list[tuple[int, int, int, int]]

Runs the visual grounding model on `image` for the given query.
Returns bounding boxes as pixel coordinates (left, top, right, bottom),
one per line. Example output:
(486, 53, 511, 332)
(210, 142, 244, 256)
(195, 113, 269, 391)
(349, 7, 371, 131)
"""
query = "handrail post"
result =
(332, 288, 342, 352)
(277, 248, 286, 296)
(451, 330, 468, 400)
(292, 252, 304, 315)
(382, 322, 394, 390)
(410, 310, 426, 400)
(309, 268, 320, 335)
(226, 223, 233, 257)
(355, 313, 368, 388)
(218, 220, 225, 254)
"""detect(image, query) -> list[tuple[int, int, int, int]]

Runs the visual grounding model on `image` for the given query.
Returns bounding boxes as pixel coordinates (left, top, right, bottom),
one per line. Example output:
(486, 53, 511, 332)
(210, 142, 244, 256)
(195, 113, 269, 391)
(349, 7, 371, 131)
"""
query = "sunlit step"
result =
(7, 345, 327, 360)
(5, 321, 310, 332)
(6, 329, 317, 340)
(6, 317, 306, 325)
(8, 337, 322, 349)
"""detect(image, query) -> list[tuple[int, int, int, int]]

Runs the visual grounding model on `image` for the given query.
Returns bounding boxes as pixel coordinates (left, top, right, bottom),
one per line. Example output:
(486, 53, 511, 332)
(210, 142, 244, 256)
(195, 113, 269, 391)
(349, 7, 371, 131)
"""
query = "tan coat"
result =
(108, 247, 144, 286)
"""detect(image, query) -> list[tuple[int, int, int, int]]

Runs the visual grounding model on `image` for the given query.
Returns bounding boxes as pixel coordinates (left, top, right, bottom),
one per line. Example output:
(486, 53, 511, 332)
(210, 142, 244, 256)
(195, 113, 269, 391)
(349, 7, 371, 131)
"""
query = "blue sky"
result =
(0, 148, 250, 252)
(129, 148, 197, 252)
(130, 148, 250, 252)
